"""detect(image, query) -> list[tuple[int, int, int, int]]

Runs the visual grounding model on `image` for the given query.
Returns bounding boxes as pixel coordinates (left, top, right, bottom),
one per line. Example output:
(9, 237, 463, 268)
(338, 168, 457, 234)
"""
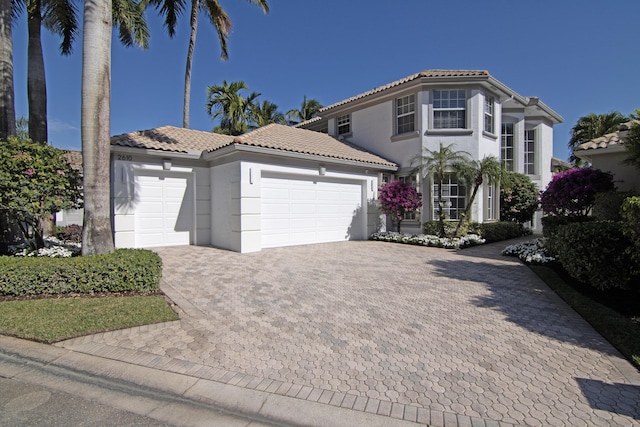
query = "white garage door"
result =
(135, 171, 194, 247)
(261, 173, 364, 248)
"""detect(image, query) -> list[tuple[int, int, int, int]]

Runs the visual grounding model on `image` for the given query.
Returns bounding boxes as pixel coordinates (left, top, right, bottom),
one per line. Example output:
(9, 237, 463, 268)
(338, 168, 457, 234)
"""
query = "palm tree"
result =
(0, 0, 16, 140)
(250, 100, 285, 129)
(454, 156, 502, 236)
(147, 0, 269, 129)
(411, 143, 471, 237)
(81, 0, 115, 255)
(286, 95, 323, 125)
(569, 112, 628, 166)
(206, 80, 259, 135)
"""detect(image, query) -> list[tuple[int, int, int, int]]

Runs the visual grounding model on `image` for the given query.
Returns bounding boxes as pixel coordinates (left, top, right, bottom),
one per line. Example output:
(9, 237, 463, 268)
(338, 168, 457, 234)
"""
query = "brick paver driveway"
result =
(60, 241, 640, 426)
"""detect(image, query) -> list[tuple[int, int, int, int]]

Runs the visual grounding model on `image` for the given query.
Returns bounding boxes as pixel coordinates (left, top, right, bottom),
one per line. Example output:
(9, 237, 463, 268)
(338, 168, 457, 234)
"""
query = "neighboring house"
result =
(55, 150, 84, 227)
(297, 70, 563, 232)
(574, 121, 640, 192)
(551, 157, 572, 175)
(111, 124, 396, 253)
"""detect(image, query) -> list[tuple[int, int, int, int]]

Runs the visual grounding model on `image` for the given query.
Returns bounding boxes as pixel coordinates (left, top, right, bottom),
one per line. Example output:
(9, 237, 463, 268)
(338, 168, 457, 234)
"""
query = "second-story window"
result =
(337, 114, 351, 136)
(433, 89, 466, 129)
(524, 129, 536, 175)
(396, 94, 415, 134)
(484, 96, 494, 133)
(501, 123, 514, 171)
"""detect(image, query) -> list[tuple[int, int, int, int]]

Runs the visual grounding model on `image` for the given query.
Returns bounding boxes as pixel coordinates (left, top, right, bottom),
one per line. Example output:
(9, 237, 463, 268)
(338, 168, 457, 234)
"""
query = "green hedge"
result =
(541, 215, 596, 238)
(475, 221, 530, 243)
(548, 221, 638, 291)
(0, 249, 163, 296)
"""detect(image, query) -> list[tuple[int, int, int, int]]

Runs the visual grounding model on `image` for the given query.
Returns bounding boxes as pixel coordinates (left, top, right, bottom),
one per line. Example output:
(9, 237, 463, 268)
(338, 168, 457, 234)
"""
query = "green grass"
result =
(0, 295, 178, 343)
(531, 265, 640, 369)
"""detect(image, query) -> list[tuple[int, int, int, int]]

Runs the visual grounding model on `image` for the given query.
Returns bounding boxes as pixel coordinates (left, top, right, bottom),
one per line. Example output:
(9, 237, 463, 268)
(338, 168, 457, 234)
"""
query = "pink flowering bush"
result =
(540, 168, 615, 217)
(378, 180, 422, 232)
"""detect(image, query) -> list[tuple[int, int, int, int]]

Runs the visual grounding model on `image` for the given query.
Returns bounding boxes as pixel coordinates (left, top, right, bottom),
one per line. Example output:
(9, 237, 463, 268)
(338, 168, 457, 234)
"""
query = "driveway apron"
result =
(58, 241, 640, 426)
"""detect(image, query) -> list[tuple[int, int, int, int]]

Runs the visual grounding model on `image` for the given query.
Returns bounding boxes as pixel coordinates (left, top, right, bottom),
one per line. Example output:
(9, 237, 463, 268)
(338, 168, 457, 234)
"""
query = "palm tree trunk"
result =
(27, 1, 48, 144)
(0, 0, 16, 140)
(183, 0, 199, 128)
(436, 177, 445, 237)
(81, 0, 115, 256)
(455, 178, 481, 237)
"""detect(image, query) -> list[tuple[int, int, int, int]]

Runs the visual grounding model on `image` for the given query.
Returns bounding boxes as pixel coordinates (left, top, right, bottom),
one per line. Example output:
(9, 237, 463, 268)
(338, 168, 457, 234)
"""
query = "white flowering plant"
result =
(9, 236, 81, 258)
(370, 231, 485, 249)
(502, 238, 556, 264)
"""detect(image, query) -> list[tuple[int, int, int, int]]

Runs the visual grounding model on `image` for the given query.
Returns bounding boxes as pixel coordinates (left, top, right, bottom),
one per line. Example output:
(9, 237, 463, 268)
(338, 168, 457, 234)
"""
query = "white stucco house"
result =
(574, 121, 639, 192)
(110, 124, 396, 253)
(297, 70, 563, 232)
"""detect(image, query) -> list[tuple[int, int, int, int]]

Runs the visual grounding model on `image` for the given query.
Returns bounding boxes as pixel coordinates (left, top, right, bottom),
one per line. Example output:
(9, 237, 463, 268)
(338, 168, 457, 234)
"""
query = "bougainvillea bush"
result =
(540, 167, 615, 217)
(378, 180, 422, 232)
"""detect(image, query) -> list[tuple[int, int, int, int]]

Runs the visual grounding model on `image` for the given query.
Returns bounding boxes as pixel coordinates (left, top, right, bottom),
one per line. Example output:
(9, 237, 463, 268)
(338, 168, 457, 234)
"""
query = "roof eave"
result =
(111, 145, 203, 159)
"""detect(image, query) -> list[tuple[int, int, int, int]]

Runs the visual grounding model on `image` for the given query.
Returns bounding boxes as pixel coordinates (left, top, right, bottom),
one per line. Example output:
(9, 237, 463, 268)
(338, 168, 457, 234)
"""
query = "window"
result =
(399, 174, 419, 220)
(433, 173, 466, 220)
(486, 184, 495, 220)
(524, 129, 536, 175)
(396, 95, 415, 134)
(433, 89, 466, 129)
(484, 96, 494, 133)
(337, 114, 351, 136)
(501, 123, 514, 171)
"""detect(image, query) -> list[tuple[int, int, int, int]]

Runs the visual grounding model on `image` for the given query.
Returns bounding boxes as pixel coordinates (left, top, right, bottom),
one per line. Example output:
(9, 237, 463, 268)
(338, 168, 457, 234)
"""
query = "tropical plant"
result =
(147, 0, 269, 129)
(206, 80, 260, 135)
(0, 136, 82, 249)
(16, 116, 29, 140)
(0, 0, 16, 141)
(411, 143, 471, 237)
(81, 0, 115, 256)
(377, 180, 422, 233)
(454, 155, 501, 236)
(250, 99, 286, 129)
(568, 111, 628, 166)
(540, 167, 615, 217)
(499, 171, 539, 224)
(286, 95, 323, 125)
(623, 121, 640, 171)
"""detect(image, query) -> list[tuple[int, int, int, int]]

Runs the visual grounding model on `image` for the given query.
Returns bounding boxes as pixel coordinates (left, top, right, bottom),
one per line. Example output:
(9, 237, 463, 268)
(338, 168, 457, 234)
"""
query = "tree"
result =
(16, 116, 29, 140)
(500, 171, 539, 224)
(206, 80, 259, 135)
(286, 95, 323, 125)
(454, 156, 501, 236)
(411, 143, 471, 237)
(0, 136, 81, 249)
(81, 0, 115, 256)
(378, 180, 422, 233)
(250, 100, 286, 129)
(540, 167, 615, 217)
(148, 0, 269, 129)
(568, 112, 627, 166)
(623, 120, 640, 171)
(0, 0, 16, 140)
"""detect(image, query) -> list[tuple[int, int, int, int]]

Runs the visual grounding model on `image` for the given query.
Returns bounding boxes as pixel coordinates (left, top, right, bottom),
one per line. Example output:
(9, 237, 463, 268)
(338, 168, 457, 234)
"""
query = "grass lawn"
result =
(0, 295, 178, 343)
(531, 265, 640, 370)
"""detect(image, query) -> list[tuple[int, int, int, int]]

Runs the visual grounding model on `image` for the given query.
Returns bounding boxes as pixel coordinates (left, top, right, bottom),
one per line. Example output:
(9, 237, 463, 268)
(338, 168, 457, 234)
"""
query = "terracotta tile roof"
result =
(111, 124, 397, 168)
(575, 121, 639, 151)
(320, 70, 490, 111)
(63, 150, 83, 174)
(111, 126, 234, 154)
(232, 124, 396, 167)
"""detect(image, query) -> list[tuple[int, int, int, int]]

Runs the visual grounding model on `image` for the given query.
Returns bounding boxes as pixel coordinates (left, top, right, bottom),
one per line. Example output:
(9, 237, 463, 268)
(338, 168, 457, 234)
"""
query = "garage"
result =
(260, 172, 365, 248)
(134, 171, 194, 248)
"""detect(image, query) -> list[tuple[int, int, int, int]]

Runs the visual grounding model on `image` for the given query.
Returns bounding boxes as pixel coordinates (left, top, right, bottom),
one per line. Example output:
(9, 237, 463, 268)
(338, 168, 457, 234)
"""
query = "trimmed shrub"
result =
(476, 221, 530, 243)
(423, 220, 457, 237)
(593, 191, 636, 221)
(549, 221, 638, 291)
(541, 215, 596, 239)
(622, 196, 640, 269)
(0, 249, 163, 296)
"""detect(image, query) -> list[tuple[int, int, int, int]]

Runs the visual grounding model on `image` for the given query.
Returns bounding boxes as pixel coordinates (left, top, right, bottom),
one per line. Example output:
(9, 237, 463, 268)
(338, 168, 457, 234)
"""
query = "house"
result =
(297, 70, 563, 232)
(111, 124, 396, 253)
(574, 121, 639, 192)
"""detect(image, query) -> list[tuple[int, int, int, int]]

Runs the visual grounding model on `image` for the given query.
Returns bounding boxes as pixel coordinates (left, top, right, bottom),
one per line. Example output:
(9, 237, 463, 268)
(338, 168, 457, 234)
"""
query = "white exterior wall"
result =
(589, 150, 639, 192)
(210, 161, 241, 252)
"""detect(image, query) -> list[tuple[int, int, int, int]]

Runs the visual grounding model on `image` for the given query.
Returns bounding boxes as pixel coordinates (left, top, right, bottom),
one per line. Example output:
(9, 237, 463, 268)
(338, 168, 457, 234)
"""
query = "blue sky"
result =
(11, 0, 640, 162)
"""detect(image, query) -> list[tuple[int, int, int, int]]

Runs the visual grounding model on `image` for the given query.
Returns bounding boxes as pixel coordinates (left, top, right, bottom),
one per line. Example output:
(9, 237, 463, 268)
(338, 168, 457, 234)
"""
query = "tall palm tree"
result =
(206, 80, 259, 135)
(286, 95, 323, 125)
(569, 111, 628, 166)
(81, 0, 114, 255)
(454, 155, 502, 236)
(0, 0, 16, 140)
(250, 99, 285, 129)
(411, 143, 471, 237)
(147, 0, 269, 129)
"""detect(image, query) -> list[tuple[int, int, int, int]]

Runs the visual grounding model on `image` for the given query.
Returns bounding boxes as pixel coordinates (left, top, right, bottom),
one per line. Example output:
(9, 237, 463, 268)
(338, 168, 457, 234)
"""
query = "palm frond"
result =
(42, 0, 79, 55)
(112, 0, 150, 49)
